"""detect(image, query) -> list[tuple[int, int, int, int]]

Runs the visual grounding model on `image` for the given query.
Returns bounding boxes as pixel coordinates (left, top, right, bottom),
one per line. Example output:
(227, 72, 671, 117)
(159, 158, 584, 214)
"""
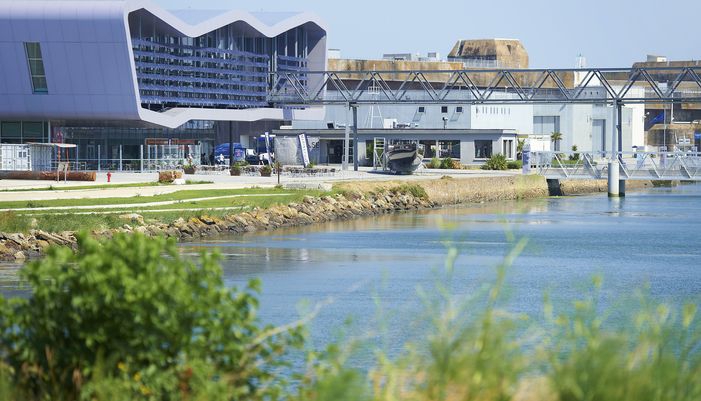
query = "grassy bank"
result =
(0, 187, 329, 234)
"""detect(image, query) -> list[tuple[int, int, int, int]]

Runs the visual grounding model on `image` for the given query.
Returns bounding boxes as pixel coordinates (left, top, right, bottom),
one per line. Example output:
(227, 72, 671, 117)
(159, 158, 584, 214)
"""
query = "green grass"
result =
(0, 189, 328, 233)
(0, 187, 295, 210)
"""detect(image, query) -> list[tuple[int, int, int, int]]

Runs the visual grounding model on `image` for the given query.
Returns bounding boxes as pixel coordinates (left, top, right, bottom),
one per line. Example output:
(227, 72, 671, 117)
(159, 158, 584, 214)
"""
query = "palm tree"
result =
(550, 132, 563, 152)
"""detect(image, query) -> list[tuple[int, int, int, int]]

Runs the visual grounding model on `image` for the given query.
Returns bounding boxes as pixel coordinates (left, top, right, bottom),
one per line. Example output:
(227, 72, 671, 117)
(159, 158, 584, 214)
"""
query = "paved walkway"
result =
(0, 168, 520, 202)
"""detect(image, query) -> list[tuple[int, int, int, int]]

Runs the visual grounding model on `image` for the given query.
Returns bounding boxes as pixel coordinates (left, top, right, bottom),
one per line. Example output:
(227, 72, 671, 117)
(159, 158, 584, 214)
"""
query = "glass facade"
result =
(0, 121, 49, 143)
(24, 42, 48, 94)
(60, 124, 217, 161)
(129, 12, 310, 111)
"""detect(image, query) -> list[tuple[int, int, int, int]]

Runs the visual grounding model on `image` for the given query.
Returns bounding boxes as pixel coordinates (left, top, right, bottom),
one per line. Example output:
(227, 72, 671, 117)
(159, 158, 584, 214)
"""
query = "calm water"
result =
(178, 184, 701, 348)
(2, 184, 700, 351)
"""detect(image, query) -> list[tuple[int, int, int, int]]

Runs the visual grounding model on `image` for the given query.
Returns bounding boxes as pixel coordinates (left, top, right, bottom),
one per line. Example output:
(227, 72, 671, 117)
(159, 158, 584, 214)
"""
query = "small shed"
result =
(0, 143, 75, 171)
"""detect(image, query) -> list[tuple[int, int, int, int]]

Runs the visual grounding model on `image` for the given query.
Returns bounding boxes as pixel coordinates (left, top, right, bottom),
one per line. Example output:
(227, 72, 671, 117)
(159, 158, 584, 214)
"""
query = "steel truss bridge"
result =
(268, 66, 701, 105)
(268, 66, 701, 190)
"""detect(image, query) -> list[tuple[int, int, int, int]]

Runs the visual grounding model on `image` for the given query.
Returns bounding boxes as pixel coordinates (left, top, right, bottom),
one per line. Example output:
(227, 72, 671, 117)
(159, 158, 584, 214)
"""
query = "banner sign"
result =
(233, 148, 245, 162)
(264, 132, 271, 162)
(521, 143, 531, 175)
(299, 133, 310, 167)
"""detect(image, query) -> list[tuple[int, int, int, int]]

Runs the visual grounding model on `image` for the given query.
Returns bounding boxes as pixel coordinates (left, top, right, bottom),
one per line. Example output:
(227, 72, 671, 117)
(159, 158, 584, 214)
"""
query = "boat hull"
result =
(386, 145, 423, 174)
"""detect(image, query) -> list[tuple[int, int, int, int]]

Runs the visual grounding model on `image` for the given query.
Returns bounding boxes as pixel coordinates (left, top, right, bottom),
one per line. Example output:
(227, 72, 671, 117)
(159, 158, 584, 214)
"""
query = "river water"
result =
(2, 184, 699, 352)
(179, 184, 701, 348)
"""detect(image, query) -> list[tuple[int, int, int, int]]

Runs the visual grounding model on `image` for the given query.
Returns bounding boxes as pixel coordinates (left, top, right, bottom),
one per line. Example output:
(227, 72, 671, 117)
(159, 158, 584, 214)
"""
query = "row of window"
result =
(417, 106, 465, 114)
(416, 106, 514, 115)
(0, 121, 49, 144)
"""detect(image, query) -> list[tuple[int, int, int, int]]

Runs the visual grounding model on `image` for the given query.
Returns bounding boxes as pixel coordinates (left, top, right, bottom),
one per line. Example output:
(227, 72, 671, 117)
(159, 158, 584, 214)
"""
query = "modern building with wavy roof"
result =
(0, 0, 326, 161)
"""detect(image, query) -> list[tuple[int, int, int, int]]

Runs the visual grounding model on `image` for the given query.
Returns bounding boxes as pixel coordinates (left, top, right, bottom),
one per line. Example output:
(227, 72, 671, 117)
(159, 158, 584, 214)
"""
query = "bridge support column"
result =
(619, 179, 626, 197)
(546, 179, 562, 196)
(608, 99, 621, 197)
(608, 162, 620, 197)
(351, 103, 359, 171)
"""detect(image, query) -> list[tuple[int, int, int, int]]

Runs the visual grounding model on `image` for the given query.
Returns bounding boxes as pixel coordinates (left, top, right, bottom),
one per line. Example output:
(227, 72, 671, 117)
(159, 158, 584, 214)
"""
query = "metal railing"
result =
(531, 151, 701, 180)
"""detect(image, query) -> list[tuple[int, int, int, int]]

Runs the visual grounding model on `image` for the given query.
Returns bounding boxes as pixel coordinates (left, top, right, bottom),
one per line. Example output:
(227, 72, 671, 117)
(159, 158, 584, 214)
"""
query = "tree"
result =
(516, 139, 526, 160)
(550, 132, 563, 152)
(0, 233, 305, 400)
(569, 144, 580, 161)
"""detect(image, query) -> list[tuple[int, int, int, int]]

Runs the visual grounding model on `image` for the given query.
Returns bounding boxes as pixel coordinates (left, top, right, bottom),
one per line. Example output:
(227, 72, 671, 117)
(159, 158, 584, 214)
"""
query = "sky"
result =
(153, 0, 701, 68)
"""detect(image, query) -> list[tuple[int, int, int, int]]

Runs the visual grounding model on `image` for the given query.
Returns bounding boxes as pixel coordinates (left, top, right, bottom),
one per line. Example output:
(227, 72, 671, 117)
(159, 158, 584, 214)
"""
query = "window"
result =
(438, 140, 460, 158)
(419, 140, 437, 158)
(24, 42, 48, 93)
(441, 106, 448, 113)
(1, 122, 22, 144)
(502, 139, 514, 159)
(418, 106, 425, 113)
(456, 106, 464, 113)
(475, 140, 492, 159)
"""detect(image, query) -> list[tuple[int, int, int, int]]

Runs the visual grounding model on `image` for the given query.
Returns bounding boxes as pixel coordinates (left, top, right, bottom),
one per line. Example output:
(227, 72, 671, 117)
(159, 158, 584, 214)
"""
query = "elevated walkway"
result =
(531, 151, 701, 181)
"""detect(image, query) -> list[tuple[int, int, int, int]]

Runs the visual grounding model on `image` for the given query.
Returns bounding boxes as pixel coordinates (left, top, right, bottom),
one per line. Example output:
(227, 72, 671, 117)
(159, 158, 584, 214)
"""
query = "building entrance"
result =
(327, 140, 344, 164)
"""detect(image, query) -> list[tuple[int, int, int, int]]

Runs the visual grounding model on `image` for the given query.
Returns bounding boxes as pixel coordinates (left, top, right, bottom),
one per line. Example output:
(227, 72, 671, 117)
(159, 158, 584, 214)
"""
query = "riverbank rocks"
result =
(119, 213, 145, 225)
(0, 187, 439, 262)
(14, 174, 648, 262)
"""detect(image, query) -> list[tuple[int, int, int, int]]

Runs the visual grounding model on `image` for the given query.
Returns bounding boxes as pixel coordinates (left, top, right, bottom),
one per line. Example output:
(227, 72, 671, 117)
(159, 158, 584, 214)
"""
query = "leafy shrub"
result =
(391, 184, 428, 200)
(427, 157, 441, 169)
(0, 233, 304, 400)
(260, 165, 273, 176)
(507, 160, 522, 169)
(569, 144, 580, 161)
(481, 153, 508, 170)
(439, 157, 457, 169)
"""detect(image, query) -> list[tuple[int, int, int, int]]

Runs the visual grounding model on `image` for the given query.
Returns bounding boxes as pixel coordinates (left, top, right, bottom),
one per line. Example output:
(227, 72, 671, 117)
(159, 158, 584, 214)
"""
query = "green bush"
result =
(0, 233, 304, 400)
(260, 165, 273, 176)
(481, 153, 509, 170)
(439, 157, 454, 169)
(427, 157, 441, 169)
(391, 184, 428, 200)
(507, 160, 522, 169)
(569, 144, 580, 161)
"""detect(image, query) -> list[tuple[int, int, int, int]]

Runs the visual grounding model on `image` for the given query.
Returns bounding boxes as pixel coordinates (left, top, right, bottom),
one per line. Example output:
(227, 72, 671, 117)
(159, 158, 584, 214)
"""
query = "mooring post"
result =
(608, 100, 620, 197)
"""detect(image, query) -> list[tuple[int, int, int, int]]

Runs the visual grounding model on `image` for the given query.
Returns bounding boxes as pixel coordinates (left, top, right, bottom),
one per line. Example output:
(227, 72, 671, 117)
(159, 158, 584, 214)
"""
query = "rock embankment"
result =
(0, 189, 434, 262)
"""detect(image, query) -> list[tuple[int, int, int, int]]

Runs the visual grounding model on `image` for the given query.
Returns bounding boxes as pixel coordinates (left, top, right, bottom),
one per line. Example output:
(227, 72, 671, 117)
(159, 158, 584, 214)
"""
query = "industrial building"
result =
(280, 45, 646, 166)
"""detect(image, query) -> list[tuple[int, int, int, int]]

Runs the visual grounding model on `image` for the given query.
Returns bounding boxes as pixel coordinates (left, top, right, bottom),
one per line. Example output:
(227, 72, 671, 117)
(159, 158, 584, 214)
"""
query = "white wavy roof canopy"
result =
(120, 0, 328, 128)
(125, 0, 327, 38)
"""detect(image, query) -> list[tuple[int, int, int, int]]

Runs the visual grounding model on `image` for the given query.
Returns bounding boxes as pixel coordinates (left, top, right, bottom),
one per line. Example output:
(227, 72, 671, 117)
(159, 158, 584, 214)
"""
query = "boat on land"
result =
(385, 142, 424, 174)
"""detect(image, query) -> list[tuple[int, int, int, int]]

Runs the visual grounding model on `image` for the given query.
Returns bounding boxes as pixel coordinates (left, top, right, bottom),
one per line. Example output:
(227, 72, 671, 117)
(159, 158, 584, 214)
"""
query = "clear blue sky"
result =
(154, 0, 700, 68)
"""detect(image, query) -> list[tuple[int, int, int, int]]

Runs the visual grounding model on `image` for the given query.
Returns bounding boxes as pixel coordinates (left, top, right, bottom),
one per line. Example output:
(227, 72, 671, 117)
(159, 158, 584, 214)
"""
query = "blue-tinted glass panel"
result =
(24, 42, 48, 94)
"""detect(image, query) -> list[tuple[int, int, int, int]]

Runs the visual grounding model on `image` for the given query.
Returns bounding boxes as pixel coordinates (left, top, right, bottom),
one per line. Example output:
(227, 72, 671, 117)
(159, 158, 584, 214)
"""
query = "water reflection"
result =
(168, 188, 695, 350)
(3, 185, 701, 350)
